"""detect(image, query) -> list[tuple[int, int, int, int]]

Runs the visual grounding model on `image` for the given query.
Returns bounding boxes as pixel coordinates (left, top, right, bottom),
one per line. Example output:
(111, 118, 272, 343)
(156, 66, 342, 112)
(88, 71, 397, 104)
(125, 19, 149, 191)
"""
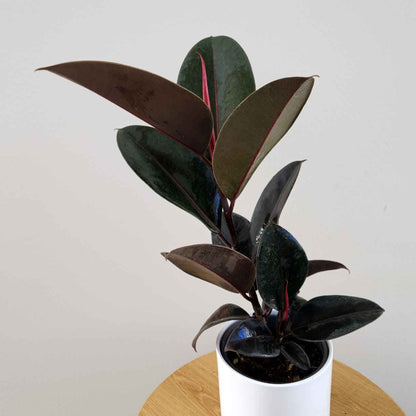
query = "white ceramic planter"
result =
(216, 322, 333, 416)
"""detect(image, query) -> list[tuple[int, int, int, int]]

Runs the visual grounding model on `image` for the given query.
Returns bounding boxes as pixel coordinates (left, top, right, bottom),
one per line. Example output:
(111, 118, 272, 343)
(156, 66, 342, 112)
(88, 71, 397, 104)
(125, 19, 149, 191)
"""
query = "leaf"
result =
(178, 36, 255, 136)
(291, 295, 384, 341)
(307, 260, 350, 277)
(117, 126, 221, 231)
(162, 244, 255, 293)
(38, 61, 213, 154)
(250, 161, 304, 250)
(192, 304, 250, 351)
(225, 336, 280, 358)
(256, 223, 308, 310)
(281, 341, 311, 371)
(211, 213, 253, 258)
(198, 55, 216, 158)
(286, 297, 308, 332)
(227, 318, 272, 341)
(225, 318, 280, 358)
(290, 296, 308, 314)
(213, 77, 315, 200)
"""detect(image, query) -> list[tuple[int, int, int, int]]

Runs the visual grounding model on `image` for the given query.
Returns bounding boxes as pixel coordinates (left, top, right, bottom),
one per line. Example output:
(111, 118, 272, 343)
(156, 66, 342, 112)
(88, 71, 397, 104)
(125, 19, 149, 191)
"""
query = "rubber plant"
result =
(38, 36, 384, 374)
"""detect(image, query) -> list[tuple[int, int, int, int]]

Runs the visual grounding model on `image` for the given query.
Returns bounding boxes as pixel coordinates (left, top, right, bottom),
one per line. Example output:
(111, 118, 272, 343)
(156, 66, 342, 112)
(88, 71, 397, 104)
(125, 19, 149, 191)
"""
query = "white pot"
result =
(216, 322, 333, 416)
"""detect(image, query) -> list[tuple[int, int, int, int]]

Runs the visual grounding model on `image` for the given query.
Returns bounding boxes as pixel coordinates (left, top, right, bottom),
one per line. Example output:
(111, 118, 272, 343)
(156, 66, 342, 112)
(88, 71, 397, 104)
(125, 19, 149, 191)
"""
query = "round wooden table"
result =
(139, 352, 404, 416)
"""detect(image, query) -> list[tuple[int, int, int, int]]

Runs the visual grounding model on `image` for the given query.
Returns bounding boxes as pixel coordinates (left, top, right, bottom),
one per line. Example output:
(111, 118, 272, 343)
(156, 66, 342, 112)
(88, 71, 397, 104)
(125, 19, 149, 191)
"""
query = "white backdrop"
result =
(1, 0, 415, 414)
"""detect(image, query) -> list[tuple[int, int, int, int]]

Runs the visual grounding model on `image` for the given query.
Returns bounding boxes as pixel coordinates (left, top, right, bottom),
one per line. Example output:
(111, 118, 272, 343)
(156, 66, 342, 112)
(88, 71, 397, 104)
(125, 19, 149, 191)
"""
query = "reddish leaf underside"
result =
(162, 244, 256, 294)
(213, 77, 315, 200)
(192, 303, 250, 351)
(38, 60, 213, 155)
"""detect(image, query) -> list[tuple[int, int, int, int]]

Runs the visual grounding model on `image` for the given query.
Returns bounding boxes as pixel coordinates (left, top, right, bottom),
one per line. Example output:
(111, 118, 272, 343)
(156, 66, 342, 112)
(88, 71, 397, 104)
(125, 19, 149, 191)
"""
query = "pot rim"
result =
(216, 320, 333, 388)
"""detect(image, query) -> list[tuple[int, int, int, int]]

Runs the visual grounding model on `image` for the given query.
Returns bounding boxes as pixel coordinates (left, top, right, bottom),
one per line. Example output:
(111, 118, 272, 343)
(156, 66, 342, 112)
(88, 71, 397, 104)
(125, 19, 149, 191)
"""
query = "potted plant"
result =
(38, 35, 384, 416)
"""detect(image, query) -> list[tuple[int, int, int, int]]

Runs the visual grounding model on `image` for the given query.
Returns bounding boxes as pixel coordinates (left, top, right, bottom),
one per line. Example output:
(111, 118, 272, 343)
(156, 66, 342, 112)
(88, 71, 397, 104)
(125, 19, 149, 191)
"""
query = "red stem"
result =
(197, 54, 261, 313)
(224, 198, 237, 249)
(282, 281, 289, 321)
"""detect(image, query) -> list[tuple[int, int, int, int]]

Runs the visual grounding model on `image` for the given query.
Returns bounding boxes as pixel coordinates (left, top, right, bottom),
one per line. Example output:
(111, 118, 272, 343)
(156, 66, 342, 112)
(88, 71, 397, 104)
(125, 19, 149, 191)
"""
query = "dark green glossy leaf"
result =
(251, 161, 304, 249)
(286, 297, 308, 332)
(192, 304, 250, 351)
(211, 213, 253, 258)
(213, 77, 315, 200)
(227, 318, 272, 341)
(257, 224, 308, 310)
(307, 260, 349, 277)
(162, 244, 255, 293)
(178, 36, 255, 136)
(281, 341, 311, 371)
(290, 296, 308, 314)
(225, 318, 279, 358)
(38, 61, 213, 154)
(225, 336, 280, 358)
(117, 126, 221, 231)
(292, 295, 384, 341)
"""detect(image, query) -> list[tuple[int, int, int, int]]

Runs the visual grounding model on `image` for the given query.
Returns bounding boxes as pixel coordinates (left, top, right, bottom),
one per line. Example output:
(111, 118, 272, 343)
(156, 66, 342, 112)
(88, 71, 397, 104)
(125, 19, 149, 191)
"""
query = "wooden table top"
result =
(139, 352, 404, 416)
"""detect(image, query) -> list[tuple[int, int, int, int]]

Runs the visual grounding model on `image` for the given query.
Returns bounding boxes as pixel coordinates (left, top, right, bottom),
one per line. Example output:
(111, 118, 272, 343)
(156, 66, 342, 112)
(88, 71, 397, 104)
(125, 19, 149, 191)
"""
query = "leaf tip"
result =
(340, 263, 351, 274)
(161, 252, 169, 260)
(191, 335, 199, 352)
(35, 65, 55, 73)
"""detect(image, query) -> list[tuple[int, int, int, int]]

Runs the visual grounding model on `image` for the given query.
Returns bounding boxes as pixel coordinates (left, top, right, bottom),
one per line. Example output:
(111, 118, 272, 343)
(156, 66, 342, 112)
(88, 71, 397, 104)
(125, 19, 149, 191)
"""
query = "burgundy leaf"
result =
(307, 260, 349, 277)
(192, 304, 250, 351)
(162, 244, 255, 293)
(38, 61, 213, 154)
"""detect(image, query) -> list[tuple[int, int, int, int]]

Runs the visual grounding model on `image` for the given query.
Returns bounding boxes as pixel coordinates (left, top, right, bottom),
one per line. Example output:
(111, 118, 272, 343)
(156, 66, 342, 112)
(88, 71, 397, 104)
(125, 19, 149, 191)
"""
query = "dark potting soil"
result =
(223, 339, 326, 384)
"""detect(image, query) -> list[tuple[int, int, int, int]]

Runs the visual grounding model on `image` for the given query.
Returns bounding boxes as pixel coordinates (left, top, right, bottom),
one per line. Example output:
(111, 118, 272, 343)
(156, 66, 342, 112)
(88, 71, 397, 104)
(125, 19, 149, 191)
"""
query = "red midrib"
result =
(45, 65, 210, 157)
(230, 81, 306, 202)
(198, 53, 216, 156)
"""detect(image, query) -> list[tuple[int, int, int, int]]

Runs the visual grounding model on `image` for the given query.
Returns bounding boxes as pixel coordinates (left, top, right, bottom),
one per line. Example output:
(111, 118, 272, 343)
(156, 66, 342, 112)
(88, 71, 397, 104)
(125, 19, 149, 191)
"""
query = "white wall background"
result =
(1, 0, 415, 414)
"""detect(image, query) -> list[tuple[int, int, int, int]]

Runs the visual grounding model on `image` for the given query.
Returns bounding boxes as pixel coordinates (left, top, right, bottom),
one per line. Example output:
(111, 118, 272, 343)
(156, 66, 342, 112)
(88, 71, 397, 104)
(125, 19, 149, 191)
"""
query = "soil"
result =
(222, 337, 327, 384)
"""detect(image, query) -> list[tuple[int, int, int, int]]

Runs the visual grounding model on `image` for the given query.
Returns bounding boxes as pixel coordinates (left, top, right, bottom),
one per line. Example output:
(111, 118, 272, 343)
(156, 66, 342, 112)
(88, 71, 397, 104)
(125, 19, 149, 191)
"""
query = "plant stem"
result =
(276, 308, 283, 342)
(224, 199, 237, 248)
(218, 189, 230, 212)
(215, 231, 231, 248)
(262, 304, 272, 318)
(197, 154, 233, 248)
(200, 154, 212, 168)
(249, 287, 262, 317)
(241, 292, 252, 302)
(199, 148, 238, 249)
(241, 289, 262, 318)
(201, 150, 259, 316)
(217, 191, 237, 249)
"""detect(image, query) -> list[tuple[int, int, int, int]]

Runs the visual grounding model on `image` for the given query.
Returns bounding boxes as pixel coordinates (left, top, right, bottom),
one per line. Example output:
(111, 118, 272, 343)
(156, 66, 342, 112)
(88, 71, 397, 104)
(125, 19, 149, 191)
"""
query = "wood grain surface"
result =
(139, 352, 404, 416)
